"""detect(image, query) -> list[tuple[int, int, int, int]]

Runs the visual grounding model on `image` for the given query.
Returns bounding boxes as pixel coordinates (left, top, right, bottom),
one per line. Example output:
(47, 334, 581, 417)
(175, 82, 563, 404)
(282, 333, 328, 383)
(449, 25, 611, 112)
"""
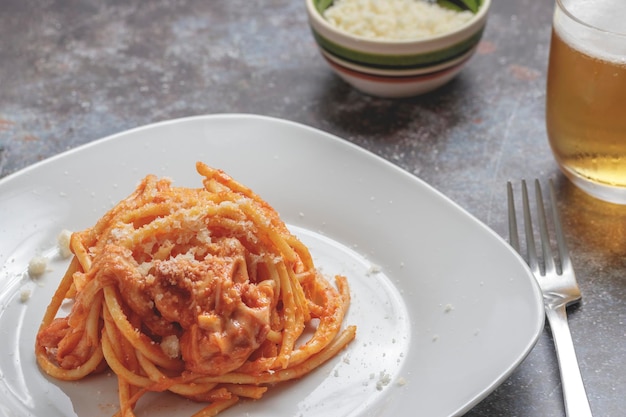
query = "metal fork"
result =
(507, 179, 593, 417)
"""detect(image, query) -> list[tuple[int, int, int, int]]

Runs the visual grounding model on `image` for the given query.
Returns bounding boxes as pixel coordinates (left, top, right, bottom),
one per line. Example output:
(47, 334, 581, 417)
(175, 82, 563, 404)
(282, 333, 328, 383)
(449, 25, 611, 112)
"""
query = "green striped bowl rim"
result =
(311, 26, 485, 70)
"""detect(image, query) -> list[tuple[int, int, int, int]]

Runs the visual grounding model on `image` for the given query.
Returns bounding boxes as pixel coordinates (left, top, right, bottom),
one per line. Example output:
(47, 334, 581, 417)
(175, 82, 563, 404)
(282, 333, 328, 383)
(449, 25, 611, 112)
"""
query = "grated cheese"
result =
(57, 229, 73, 258)
(376, 371, 391, 390)
(28, 256, 47, 277)
(160, 334, 181, 359)
(323, 0, 474, 40)
(20, 288, 32, 303)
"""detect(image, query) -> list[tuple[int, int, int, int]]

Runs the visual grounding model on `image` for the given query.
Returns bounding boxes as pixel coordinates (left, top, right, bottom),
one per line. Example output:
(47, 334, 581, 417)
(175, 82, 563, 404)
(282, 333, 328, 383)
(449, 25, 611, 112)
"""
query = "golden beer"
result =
(546, 0, 626, 203)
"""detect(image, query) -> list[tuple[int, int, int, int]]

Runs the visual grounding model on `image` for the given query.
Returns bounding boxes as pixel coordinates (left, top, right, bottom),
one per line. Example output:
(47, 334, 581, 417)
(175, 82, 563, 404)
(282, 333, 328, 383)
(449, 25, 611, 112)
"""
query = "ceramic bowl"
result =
(306, 0, 491, 98)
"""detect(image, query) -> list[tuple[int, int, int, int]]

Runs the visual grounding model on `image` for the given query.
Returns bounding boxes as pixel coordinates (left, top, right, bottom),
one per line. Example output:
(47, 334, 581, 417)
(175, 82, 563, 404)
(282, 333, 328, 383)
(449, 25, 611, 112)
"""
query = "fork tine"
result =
(534, 179, 556, 275)
(521, 180, 540, 274)
(549, 179, 572, 273)
(506, 182, 520, 253)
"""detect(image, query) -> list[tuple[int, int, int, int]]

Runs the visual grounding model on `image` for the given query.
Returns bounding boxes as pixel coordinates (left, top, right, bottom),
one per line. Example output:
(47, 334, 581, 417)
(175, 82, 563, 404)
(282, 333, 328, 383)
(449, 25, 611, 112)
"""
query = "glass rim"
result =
(556, 0, 626, 36)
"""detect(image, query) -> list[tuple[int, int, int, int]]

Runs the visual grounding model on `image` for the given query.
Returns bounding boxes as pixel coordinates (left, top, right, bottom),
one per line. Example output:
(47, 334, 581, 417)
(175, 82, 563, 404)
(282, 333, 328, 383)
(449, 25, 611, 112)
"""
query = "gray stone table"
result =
(0, 0, 624, 416)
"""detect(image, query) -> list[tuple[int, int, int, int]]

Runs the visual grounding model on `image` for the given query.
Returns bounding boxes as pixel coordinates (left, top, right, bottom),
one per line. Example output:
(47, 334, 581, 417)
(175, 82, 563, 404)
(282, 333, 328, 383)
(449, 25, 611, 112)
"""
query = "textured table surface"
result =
(1, 1, 624, 416)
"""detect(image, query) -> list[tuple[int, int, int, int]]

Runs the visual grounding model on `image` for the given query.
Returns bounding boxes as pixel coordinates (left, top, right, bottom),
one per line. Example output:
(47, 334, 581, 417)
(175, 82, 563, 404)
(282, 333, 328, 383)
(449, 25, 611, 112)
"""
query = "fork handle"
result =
(545, 304, 593, 417)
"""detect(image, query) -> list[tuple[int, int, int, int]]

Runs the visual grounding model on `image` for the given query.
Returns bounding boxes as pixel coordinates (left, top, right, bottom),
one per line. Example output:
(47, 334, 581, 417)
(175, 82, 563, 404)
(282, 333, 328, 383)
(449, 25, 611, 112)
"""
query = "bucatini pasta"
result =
(35, 161, 356, 417)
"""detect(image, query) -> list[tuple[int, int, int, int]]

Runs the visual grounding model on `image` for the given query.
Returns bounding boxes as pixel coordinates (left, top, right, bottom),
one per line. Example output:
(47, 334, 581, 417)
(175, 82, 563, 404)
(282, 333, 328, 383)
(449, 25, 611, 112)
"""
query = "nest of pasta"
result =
(36, 162, 355, 417)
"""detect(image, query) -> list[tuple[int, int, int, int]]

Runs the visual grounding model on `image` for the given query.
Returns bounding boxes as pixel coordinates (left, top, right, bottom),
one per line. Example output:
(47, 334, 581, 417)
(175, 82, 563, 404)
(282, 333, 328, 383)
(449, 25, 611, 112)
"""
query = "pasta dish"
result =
(35, 161, 356, 416)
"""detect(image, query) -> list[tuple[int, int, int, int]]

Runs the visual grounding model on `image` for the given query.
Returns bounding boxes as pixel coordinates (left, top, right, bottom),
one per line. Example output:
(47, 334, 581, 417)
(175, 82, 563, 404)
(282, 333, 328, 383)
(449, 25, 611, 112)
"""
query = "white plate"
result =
(0, 114, 543, 417)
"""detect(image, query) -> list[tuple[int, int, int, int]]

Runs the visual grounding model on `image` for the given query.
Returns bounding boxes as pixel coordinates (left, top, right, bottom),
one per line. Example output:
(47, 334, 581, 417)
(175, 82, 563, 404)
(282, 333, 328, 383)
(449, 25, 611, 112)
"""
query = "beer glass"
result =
(546, 0, 626, 204)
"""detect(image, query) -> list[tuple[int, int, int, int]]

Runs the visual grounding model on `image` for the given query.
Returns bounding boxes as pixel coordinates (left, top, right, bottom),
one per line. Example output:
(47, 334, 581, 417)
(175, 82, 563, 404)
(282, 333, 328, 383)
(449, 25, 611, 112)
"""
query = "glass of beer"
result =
(546, 0, 626, 204)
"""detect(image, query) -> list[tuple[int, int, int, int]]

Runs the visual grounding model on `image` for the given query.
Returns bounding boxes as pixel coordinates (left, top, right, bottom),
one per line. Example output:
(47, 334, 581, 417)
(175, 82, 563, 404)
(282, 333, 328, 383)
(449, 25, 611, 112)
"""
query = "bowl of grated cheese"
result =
(306, 0, 491, 98)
